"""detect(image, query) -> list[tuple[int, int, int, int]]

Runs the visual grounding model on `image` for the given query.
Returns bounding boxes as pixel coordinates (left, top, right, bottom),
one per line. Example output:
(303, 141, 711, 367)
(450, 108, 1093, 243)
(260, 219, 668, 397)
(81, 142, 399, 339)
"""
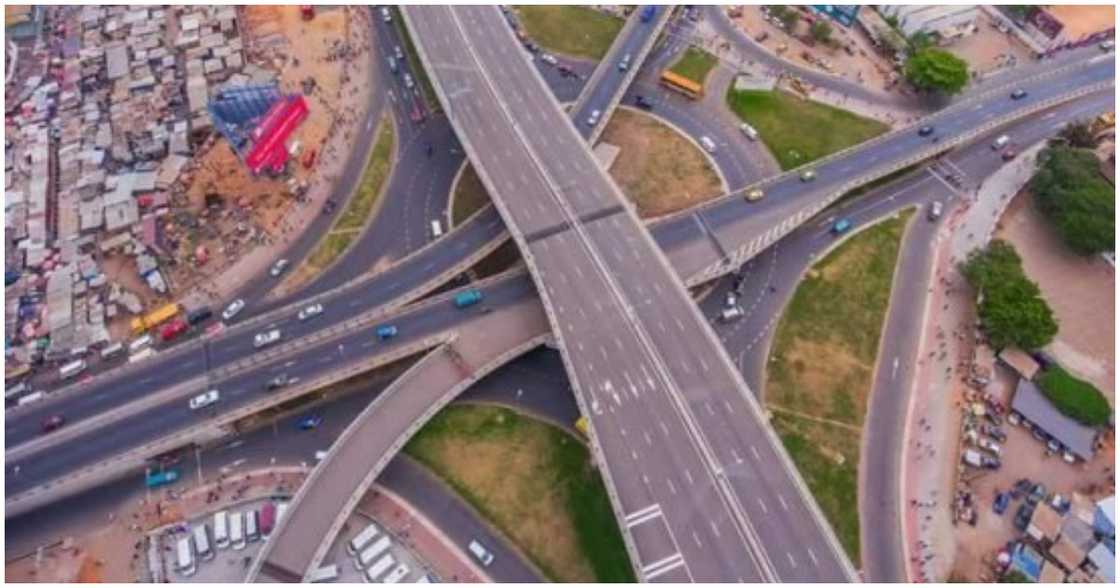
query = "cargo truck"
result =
(453, 289, 484, 308)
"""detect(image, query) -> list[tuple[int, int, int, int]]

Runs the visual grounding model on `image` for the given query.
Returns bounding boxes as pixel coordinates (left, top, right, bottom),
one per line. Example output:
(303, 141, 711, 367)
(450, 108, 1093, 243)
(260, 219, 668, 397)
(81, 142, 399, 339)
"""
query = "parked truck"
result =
(130, 303, 182, 336)
(453, 289, 484, 309)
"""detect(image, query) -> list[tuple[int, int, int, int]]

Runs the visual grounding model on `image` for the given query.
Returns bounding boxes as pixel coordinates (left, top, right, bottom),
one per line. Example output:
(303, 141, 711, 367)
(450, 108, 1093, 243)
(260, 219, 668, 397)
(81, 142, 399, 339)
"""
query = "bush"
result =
(1031, 146, 1115, 255)
(962, 240, 1058, 350)
(905, 48, 969, 95)
(1037, 366, 1112, 427)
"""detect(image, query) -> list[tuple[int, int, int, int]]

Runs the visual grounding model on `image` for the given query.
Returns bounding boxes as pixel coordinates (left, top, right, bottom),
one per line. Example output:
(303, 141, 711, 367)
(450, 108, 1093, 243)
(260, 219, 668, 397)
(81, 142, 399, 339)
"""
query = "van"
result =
(468, 539, 494, 566)
(59, 359, 87, 380)
(176, 536, 196, 577)
(364, 554, 396, 582)
(230, 511, 246, 550)
(129, 335, 153, 354)
(213, 511, 230, 549)
(430, 219, 443, 239)
(383, 563, 411, 584)
(355, 536, 392, 570)
(17, 391, 45, 407)
(99, 342, 124, 360)
(309, 564, 340, 583)
(194, 524, 214, 561)
(276, 502, 289, 523)
(991, 135, 1010, 150)
(739, 123, 759, 141)
(699, 135, 716, 153)
(246, 509, 260, 543)
(348, 523, 381, 555)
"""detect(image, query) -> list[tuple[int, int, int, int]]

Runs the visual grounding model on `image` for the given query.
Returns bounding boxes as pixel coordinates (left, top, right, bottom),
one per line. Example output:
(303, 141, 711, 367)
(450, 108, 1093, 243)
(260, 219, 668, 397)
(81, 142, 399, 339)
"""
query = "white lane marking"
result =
(778, 494, 789, 512)
(751, 446, 762, 462)
(683, 468, 693, 485)
(709, 520, 721, 538)
(692, 531, 703, 548)
(757, 497, 768, 514)
(642, 554, 684, 580)
(624, 503, 660, 525)
(807, 547, 819, 566)
(667, 478, 677, 495)
(787, 552, 797, 568)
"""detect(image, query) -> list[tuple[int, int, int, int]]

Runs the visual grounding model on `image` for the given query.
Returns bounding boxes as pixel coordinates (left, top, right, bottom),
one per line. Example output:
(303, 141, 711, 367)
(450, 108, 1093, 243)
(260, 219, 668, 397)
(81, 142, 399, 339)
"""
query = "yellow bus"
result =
(659, 70, 704, 100)
(130, 302, 182, 336)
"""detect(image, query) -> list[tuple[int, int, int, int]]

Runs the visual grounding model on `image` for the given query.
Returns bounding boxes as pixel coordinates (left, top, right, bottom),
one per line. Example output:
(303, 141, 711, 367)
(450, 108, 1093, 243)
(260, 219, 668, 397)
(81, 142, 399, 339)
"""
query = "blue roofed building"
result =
(1008, 542, 1044, 582)
(812, 5, 860, 27)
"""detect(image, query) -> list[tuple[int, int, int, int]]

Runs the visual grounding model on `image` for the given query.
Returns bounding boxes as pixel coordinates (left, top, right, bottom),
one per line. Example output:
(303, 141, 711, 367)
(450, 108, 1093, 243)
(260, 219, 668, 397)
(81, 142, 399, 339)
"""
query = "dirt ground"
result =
(948, 11, 1036, 78)
(599, 108, 722, 218)
(1047, 5, 1116, 40)
(730, 6, 900, 92)
(995, 192, 1115, 401)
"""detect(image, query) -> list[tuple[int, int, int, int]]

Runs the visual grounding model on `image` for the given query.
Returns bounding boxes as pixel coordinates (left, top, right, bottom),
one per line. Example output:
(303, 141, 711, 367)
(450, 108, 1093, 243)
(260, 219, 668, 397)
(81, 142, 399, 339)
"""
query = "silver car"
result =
(586, 109, 601, 127)
(253, 329, 281, 349)
(222, 299, 245, 321)
(297, 303, 324, 321)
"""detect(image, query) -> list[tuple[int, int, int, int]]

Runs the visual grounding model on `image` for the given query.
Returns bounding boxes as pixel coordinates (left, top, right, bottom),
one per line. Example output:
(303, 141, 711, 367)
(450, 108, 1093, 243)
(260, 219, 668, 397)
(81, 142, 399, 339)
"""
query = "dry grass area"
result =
(450, 164, 490, 227)
(599, 108, 722, 218)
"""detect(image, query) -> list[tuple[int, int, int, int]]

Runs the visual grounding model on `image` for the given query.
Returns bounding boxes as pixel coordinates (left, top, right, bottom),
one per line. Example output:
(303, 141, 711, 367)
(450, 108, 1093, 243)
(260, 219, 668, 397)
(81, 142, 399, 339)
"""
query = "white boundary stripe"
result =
(625, 505, 664, 529)
(642, 552, 685, 579)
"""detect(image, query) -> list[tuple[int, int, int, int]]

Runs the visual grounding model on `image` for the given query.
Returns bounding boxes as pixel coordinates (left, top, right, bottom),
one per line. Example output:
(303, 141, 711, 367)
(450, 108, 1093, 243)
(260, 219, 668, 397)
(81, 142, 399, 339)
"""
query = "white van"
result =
(364, 554, 396, 582)
(17, 391, 44, 406)
(231, 511, 246, 550)
(176, 536, 196, 577)
(213, 511, 230, 549)
(245, 509, 260, 543)
(276, 502, 289, 523)
(99, 342, 124, 360)
(309, 564, 340, 583)
(468, 539, 494, 566)
(348, 523, 381, 555)
(355, 536, 392, 570)
(699, 135, 717, 153)
(991, 135, 1010, 150)
(59, 359, 87, 380)
(194, 524, 214, 561)
(430, 219, 444, 239)
(128, 335, 153, 354)
(383, 563, 411, 584)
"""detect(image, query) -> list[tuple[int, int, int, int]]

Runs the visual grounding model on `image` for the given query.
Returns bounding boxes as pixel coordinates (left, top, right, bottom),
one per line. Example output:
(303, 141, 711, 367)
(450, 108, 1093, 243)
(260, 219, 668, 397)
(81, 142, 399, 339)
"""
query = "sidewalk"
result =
(900, 144, 1043, 581)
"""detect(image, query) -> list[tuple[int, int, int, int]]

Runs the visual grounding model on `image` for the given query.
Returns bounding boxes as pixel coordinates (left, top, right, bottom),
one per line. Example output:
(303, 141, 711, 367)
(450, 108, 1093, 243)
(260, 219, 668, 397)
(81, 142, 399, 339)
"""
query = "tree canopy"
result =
(962, 240, 1058, 350)
(811, 19, 833, 43)
(1053, 119, 1099, 149)
(1037, 365, 1112, 427)
(1031, 145, 1114, 255)
(905, 48, 970, 95)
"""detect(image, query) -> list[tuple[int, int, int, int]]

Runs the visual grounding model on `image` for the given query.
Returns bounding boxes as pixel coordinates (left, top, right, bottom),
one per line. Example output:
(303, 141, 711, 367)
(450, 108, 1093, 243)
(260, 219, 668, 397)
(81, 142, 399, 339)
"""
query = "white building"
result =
(878, 5, 980, 40)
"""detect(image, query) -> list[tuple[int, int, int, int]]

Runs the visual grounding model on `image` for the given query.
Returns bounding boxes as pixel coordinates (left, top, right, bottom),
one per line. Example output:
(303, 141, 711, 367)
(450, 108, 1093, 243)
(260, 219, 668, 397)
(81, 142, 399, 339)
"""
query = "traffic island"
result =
(668, 46, 719, 87)
(513, 6, 624, 61)
(764, 209, 915, 564)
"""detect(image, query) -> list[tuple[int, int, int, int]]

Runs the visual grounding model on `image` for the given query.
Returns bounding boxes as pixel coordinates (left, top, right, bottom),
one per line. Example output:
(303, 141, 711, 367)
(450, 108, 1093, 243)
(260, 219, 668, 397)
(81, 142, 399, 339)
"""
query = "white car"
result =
(222, 299, 245, 321)
(253, 329, 282, 349)
(297, 303, 324, 321)
(618, 53, 631, 71)
(586, 109, 601, 127)
(189, 389, 220, 410)
(380, 7, 391, 22)
(403, 73, 415, 89)
(699, 135, 717, 153)
(269, 258, 289, 277)
(540, 53, 558, 66)
(468, 540, 494, 567)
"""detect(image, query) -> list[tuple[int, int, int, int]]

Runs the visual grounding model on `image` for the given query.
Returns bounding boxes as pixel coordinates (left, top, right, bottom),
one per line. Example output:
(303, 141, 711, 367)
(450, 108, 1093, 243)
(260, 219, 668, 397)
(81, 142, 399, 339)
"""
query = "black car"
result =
(1010, 89, 1028, 100)
(634, 95, 655, 110)
(186, 306, 213, 325)
(1014, 503, 1034, 531)
(1026, 483, 1047, 506)
(918, 125, 935, 136)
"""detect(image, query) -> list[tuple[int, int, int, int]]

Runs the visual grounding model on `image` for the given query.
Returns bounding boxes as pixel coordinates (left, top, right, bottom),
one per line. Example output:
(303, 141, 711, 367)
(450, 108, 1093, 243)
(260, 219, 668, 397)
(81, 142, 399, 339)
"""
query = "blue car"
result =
(831, 219, 852, 234)
(297, 415, 323, 430)
(376, 325, 399, 341)
(993, 492, 1011, 515)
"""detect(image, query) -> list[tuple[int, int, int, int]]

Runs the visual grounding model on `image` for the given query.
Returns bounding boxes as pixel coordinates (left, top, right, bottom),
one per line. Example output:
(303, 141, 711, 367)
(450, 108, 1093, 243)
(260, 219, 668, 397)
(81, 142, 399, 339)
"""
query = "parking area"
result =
(162, 497, 278, 583)
(319, 510, 435, 583)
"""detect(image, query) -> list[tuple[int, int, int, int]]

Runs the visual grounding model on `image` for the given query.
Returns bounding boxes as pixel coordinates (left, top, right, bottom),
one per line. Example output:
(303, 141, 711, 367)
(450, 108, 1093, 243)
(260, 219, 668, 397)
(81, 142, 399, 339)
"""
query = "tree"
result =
(1000, 569, 1031, 583)
(810, 19, 833, 43)
(1004, 6, 1037, 23)
(1053, 119, 1099, 149)
(905, 48, 969, 95)
(1031, 146, 1115, 255)
(908, 31, 934, 52)
(1037, 366, 1112, 427)
(962, 240, 1058, 350)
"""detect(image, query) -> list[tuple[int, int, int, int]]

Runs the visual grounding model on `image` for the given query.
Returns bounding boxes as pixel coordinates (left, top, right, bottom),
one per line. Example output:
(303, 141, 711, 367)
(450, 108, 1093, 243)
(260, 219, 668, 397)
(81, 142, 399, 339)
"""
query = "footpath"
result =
(900, 143, 1044, 581)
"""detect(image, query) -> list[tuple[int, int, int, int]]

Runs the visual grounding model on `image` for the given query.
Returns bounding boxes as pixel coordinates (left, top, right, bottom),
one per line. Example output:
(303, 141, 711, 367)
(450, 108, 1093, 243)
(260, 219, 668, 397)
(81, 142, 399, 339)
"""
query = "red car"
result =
(160, 319, 188, 342)
(1002, 148, 1018, 161)
(42, 414, 65, 433)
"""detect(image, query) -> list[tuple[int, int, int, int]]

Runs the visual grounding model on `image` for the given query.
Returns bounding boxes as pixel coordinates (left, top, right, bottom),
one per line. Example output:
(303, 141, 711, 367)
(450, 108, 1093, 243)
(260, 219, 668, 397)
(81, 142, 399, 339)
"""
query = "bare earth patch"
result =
(599, 108, 722, 218)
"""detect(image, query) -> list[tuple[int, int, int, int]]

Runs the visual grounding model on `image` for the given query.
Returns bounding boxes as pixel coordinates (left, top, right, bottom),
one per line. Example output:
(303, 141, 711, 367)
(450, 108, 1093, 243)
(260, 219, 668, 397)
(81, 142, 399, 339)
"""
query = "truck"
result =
(453, 289, 484, 309)
(640, 5, 657, 22)
(130, 303, 182, 336)
(145, 468, 181, 488)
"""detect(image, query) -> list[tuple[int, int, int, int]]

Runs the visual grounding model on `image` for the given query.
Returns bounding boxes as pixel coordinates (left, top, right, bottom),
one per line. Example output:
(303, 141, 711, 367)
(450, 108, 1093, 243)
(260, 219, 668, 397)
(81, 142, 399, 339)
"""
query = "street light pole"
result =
(195, 445, 203, 486)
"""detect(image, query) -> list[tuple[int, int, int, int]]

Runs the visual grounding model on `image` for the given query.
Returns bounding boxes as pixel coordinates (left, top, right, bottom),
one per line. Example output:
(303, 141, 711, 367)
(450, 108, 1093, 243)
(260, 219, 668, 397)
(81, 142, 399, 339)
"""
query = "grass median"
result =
(765, 209, 914, 563)
(726, 89, 889, 170)
(515, 6, 623, 61)
(283, 116, 395, 291)
(391, 7, 440, 113)
(405, 404, 634, 582)
(669, 46, 718, 86)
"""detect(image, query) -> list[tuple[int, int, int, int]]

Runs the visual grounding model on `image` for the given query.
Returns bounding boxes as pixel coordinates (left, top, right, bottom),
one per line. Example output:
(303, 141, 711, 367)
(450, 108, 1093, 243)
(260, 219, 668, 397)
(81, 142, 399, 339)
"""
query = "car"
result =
(745, 188, 765, 202)
(739, 123, 759, 141)
(297, 415, 323, 430)
(981, 424, 1007, 443)
(41, 414, 66, 433)
(1026, 483, 1047, 506)
(618, 53, 631, 71)
(269, 259, 289, 278)
(800, 169, 817, 182)
(1031, 427, 1047, 442)
(699, 135, 717, 153)
(468, 540, 495, 567)
(1062, 451, 1077, 464)
(928, 201, 943, 221)
(918, 125, 935, 136)
(376, 325, 399, 340)
(978, 437, 1002, 456)
(267, 374, 298, 391)
(387, 56, 398, 74)
(524, 41, 540, 54)
(189, 389, 220, 410)
(1046, 439, 1061, 454)
(1007, 412, 1021, 426)
(1013, 503, 1034, 531)
(394, 45, 403, 60)
(187, 306, 213, 325)
(1001, 148, 1018, 161)
(993, 492, 1011, 515)
(1010, 89, 1028, 100)
(540, 53, 558, 66)
(586, 109, 601, 127)
(222, 299, 246, 321)
(1101, 40, 1115, 52)
(1050, 493, 1071, 515)
(557, 64, 574, 77)
(634, 95, 654, 110)
(380, 7, 391, 22)
(403, 73, 415, 89)
(831, 218, 852, 234)
(253, 329, 282, 349)
(297, 303, 324, 321)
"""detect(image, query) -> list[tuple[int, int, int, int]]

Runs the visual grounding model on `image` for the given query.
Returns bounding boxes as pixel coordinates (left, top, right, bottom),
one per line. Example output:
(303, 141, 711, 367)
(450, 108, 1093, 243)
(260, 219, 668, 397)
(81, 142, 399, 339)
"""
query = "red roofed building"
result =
(244, 95, 310, 175)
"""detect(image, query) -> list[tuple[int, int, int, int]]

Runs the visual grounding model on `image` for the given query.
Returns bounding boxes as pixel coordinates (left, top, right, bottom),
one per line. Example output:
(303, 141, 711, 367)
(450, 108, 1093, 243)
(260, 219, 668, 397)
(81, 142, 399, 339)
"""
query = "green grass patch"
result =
(451, 164, 491, 227)
(405, 405, 634, 582)
(515, 6, 623, 61)
(392, 7, 440, 113)
(1036, 365, 1112, 427)
(726, 89, 890, 170)
(765, 209, 914, 565)
(669, 46, 719, 86)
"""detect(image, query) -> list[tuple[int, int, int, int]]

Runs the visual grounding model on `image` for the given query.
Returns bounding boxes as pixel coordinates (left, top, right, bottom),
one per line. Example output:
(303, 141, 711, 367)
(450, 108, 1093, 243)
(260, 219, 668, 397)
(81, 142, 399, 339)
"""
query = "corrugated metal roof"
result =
(1011, 379, 1097, 460)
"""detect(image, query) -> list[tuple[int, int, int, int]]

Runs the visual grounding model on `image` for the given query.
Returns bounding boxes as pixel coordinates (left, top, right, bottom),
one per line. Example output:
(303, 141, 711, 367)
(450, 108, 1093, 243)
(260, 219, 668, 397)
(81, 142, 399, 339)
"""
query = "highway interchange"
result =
(5, 5, 1115, 583)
